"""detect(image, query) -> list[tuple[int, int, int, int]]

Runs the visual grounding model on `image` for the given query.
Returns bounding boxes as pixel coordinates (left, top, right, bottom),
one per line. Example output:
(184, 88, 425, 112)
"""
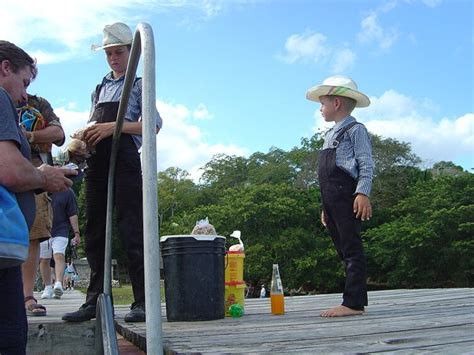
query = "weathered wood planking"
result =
(115, 288, 474, 354)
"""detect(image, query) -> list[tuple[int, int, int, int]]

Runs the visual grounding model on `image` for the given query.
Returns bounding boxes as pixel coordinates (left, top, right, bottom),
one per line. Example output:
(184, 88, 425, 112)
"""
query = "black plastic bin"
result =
(160, 235, 226, 321)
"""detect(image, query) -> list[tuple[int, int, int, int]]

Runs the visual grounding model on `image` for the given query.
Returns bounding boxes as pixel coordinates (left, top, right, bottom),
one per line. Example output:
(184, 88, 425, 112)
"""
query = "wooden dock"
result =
(28, 288, 474, 354)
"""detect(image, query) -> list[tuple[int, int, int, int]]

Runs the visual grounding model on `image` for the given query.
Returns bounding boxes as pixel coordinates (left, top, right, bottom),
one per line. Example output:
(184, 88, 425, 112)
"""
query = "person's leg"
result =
(84, 176, 108, 306)
(0, 266, 27, 355)
(320, 181, 367, 317)
(115, 154, 146, 322)
(22, 239, 43, 312)
(115, 169, 145, 305)
(39, 259, 53, 299)
(51, 237, 68, 298)
(52, 252, 65, 298)
(39, 240, 53, 299)
(62, 175, 106, 322)
(24, 192, 52, 315)
(320, 214, 365, 317)
(49, 257, 56, 284)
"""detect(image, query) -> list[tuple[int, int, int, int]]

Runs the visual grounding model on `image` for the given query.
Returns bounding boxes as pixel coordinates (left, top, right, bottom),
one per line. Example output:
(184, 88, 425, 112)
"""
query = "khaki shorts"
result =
(29, 192, 52, 242)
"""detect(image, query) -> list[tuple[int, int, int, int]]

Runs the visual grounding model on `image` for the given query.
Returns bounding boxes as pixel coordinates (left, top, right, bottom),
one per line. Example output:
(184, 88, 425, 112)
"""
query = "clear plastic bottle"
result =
(270, 264, 285, 315)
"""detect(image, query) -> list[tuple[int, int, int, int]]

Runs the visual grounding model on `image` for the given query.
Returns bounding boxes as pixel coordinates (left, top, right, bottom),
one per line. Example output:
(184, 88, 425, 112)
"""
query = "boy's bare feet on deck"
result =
(320, 305, 364, 317)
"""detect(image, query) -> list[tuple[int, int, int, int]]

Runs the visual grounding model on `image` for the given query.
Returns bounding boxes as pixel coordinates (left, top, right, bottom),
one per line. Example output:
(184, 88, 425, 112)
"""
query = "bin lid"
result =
(160, 234, 226, 242)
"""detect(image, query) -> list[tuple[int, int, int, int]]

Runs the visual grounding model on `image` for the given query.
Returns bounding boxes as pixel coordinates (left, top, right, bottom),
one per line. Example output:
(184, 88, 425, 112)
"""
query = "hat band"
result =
(327, 86, 352, 96)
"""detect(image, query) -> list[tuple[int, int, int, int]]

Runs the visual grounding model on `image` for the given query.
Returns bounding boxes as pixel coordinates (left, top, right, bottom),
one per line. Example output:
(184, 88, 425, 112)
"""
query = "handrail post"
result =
(138, 22, 163, 355)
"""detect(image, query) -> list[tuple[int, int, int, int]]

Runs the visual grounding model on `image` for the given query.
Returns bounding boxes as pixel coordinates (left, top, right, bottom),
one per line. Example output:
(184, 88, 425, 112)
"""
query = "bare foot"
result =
(320, 305, 364, 317)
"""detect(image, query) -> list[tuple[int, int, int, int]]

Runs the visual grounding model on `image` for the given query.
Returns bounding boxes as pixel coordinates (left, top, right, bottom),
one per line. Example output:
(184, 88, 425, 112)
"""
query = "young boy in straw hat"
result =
(62, 22, 162, 323)
(306, 75, 374, 317)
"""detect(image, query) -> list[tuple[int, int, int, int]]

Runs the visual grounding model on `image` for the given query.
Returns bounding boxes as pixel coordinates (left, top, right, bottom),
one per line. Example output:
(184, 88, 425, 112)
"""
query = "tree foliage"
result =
(73, 131, 473, 292)
(364, 174, 474, 287)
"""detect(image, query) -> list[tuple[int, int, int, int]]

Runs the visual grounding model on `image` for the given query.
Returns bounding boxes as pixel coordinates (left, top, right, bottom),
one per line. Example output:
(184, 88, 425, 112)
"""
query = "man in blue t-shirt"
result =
(39, 188, 81, 299)
(0, 40, 76, 354)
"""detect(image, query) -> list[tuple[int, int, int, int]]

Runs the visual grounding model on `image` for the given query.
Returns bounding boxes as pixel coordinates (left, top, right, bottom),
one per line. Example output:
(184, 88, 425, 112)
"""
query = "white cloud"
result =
(312, 90, 474, 168)
(193, 103, 214, 120)
(51, 99, 247, 181)
(279, 32, 330, 64)
(357, 12, 398, 50)
(357, 0, 440, 51)
(201, 0, 223, 17)
(0, 0, 231, 65)
(279, 32, 356, 72)
(421, 0, 442, 8)
(156, 100, 247, 180)
(331, 48, 357, 73)
(53, 107, 90, 135)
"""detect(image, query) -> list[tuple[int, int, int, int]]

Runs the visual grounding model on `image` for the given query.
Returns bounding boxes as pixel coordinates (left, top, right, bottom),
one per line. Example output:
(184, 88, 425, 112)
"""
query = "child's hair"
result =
(327, 95, 357, 113)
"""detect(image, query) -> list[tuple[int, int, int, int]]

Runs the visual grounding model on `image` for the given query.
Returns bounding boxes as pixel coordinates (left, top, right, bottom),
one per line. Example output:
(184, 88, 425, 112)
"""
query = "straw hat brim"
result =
(91, 42, 132, 51)
(306, 84, 370, 108)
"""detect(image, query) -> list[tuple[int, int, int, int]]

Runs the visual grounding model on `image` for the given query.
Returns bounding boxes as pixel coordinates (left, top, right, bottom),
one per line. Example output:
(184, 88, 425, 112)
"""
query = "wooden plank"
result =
(115, 288, 474, 353)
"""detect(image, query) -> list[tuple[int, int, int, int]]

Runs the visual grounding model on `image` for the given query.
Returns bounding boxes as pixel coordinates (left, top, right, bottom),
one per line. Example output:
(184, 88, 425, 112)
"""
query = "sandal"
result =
(25, 296, 47, 316)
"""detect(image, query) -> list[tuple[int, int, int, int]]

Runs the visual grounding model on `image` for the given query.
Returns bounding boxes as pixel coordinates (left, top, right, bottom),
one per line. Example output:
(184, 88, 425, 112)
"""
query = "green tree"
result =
(431, 161, 467, 177)
(364, 174, 474, 288)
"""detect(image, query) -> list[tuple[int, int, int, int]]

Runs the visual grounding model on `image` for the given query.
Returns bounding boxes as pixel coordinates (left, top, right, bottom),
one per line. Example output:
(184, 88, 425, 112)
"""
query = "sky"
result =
(1, 0, 473, 180)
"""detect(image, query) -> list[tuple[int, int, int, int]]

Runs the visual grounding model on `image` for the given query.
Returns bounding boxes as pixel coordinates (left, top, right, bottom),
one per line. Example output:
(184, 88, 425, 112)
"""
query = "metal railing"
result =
(96, 22, 162, 355)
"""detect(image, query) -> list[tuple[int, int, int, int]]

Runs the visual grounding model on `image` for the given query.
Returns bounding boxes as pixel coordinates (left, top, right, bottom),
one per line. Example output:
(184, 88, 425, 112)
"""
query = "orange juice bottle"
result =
(270, 264, 285, 315)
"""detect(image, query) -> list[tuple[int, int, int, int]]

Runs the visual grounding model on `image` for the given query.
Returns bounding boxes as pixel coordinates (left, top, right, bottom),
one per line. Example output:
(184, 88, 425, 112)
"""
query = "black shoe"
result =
(124, 302, 145, 322)
(62, 303, 96, 322)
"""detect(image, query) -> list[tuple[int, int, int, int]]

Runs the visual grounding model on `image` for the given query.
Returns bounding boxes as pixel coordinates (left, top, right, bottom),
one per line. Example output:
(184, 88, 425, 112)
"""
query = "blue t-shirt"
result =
(0, 88, 35, 228)
(51, 188, 78, 237)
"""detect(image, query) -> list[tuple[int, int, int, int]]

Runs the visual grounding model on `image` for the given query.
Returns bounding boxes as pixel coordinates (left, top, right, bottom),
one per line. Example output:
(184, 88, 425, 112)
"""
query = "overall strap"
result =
(331, 121, 360, 148)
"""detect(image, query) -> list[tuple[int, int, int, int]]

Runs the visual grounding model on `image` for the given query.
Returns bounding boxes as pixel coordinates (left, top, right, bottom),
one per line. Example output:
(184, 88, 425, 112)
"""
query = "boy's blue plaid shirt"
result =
(322, 115, 374, 196)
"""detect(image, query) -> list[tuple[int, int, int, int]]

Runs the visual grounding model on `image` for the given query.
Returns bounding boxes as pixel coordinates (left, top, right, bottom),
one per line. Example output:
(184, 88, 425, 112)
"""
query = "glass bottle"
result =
(270, 264, 285, 315)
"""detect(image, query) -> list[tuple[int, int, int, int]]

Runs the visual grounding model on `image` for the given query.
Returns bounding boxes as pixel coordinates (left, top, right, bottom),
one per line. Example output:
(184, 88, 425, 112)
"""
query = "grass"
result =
(76, 284, 165, 305)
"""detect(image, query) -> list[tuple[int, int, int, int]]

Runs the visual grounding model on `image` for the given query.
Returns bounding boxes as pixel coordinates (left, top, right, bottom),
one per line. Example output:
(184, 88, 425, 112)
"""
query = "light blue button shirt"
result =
(90, 72, 163, 149)
(323, 116, 374, 196)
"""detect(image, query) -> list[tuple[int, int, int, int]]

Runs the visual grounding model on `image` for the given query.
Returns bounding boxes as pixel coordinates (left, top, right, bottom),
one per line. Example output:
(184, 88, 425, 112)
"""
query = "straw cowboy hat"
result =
(91, 22, 133, 51)
(306, 75, 370, 108)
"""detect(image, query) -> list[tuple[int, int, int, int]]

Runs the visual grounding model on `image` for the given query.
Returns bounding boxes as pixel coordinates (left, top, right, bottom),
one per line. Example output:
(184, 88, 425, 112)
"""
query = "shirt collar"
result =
(104, 72, 125, 83)
(333, 115, 355, 133)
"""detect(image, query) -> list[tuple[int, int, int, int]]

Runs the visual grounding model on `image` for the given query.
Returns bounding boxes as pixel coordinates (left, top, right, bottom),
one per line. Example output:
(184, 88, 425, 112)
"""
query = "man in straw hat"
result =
(306, 75, 374, 317)
(62, 22, 162, 323)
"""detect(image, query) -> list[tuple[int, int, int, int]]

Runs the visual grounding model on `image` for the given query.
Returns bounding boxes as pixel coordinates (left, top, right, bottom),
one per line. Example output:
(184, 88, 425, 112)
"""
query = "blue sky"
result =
(2, 0, 473, 178)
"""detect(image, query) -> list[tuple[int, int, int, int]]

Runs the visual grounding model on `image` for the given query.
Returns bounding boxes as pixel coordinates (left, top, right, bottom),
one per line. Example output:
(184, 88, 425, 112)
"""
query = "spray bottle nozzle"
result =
(229, 230, 244, 251)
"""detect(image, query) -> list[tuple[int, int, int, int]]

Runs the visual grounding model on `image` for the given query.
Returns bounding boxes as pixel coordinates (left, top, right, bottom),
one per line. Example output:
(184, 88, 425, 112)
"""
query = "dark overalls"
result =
(318, 122, 367, 310)
(84, 93, 145, 307)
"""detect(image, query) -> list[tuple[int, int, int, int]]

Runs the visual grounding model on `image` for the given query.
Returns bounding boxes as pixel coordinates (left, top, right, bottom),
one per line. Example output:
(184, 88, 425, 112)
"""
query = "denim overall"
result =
(84, 99, 145, 306)
(318, 122, 367, 310)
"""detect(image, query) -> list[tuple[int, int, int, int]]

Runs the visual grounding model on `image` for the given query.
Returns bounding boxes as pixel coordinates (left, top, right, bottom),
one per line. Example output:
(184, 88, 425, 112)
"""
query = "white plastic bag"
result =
(191, 217, 217, 235)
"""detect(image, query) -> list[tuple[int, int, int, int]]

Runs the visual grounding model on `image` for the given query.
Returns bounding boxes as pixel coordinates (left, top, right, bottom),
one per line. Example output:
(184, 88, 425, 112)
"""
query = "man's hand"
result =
(71, 233, 81, 247)
(321, 210, 327, 227)
(83, 122, 115, 146)
(353, 194, 372, 221)
(38, 164, 77, 192)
